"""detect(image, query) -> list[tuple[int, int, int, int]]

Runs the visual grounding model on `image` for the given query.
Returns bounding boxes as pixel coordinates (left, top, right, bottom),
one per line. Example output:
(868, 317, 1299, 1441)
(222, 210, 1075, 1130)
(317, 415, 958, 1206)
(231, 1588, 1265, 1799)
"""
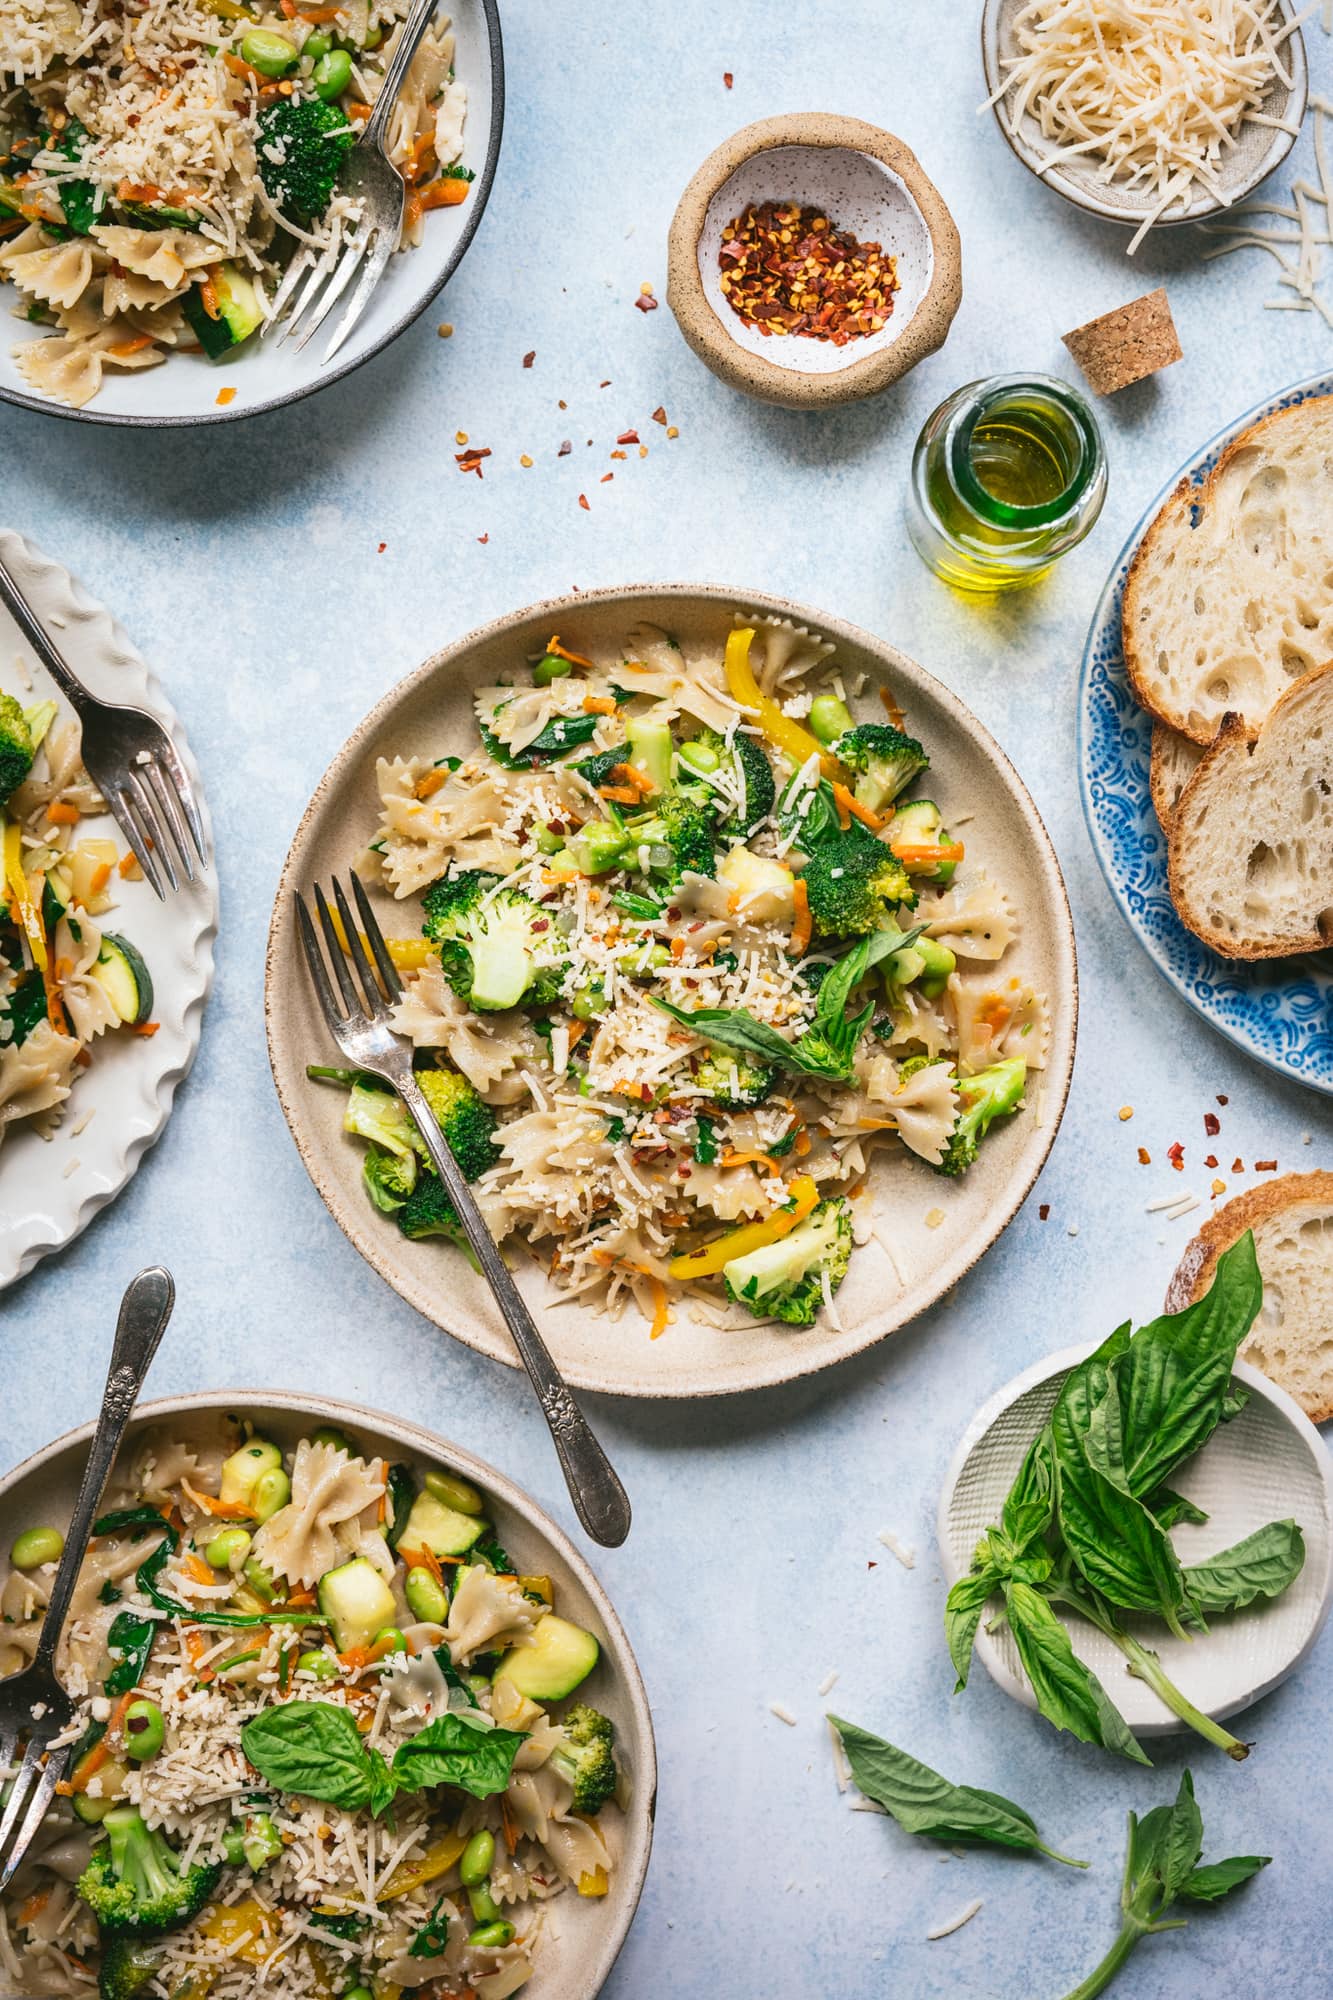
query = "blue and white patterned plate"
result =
(1077, 371, 1333, 1098)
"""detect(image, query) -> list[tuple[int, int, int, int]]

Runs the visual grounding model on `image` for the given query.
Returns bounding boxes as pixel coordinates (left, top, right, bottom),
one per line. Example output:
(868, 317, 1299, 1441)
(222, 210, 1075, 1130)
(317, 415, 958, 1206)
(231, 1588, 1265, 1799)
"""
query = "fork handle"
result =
(397, 1074, 632, 1548)
(364, 0, 445, 150)
(33, 1269, 175, 1670)
(0, 553, 95, 717)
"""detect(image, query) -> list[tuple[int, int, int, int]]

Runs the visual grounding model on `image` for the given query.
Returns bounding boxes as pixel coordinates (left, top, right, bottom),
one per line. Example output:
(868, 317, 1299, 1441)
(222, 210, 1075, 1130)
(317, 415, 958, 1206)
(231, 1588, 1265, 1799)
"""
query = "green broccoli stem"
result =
(1114, 1630, 1250, 1761)
(307, 1065, 359, 1086)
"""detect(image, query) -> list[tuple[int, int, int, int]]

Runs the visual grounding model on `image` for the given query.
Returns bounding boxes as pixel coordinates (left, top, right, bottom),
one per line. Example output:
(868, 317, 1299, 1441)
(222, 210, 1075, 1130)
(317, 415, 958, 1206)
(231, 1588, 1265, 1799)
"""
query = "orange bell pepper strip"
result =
(668, 1175, 819, 1280)
(723, 628, 847, 784)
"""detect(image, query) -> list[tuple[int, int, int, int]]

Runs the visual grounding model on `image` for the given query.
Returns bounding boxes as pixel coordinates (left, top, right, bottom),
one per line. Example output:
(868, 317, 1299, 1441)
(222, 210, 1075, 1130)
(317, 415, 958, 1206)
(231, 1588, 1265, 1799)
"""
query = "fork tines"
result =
(296, 871, 402, 1032)
(0, 1733, 70, 1895)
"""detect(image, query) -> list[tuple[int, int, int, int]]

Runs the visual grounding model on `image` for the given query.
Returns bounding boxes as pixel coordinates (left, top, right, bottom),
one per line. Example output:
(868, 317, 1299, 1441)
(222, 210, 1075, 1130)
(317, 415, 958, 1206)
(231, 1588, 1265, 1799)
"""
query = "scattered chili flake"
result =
(651, 405, 668, 425)
(477, 533, 489, 544)
(1231, 1156, 1244, 1173)
(1212, 1179, 1227, 1196)
(634, 291, 658, 312)
(667, 425, 679, 438)
(455, 429, 468, 444)
(639, 444, 648, 458)
(723, 70, 733, 87)
(456, 446, 491, 477)
(1118, 1105, 1133, 1121)
(610, 449, 627, 460)
(867, 1561, 878, 1570)
(617, 429, 640, 445)
(522, 350, 535, 367)
(1204, 1154, 1218, 1169)
(1167, 1141, 1185, 1170)
(215, 385, 236, 406)
(1137, 1147, 1151, 1165)
(599, 379, 611, 387)
(1255, 1158, 1277, 1172)
(1216, 1093, 1229, 1105)
(1203, 1111, 1220, 1136)
(1038, 1203, 1050, 1220)
(376, 541, 386, 553)
(600, 472, 613, 483)
(520, 454, 533, 468)
(558, 398, 567, 409)
(578, 493, 590, 510)
(718, 198, 899, 343)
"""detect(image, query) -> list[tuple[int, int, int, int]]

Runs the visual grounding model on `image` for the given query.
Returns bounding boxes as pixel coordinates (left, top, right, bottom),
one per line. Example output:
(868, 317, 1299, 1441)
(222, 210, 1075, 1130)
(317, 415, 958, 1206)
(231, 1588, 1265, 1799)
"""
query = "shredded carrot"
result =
(720, 1149, 781, 1176)
(283, 1588, 317, 1609)
(788, 877, 812, 957)
(648, 1277, 670, 1341)
(183, 1553, 216, 1587)
(566, 1018, 589, 1051)
(415, 769, 447, 800)
(500, 1797, 519, 1855)
(131, 1022, 161, 1037)
(831, 782, 886, 832)
(403, 132, 437, 187)
(68, 1739, 110, 1794)
(376, 1487, 388, 1526)
(0, 219, 24, 240)
(794, 1128, 811, 1157)
(614, 762, 655, 795)
(181, 1478, 252, 1520)
(45, 800, 80, 826)
(108, 335, 155, 359)
(89, 860, 112, 893)
(400, 1542, 445, 1590)
(53, 956, 72, 982)
(857, 1117, 899, 1131)
(891, 840, 965, 866)
(18, 1890, 50, 1928)
(581, 694, 617, 715)
(878, 685, 906, 729)
(832, 788, 851, 830)
(345, 99, 372, 120)
(596, 784, 639, 805)
(547, 635, 595, 670)
(223, 51, 263, 82)
(118, 850, 142, 879)
(198, 273, 221, 321)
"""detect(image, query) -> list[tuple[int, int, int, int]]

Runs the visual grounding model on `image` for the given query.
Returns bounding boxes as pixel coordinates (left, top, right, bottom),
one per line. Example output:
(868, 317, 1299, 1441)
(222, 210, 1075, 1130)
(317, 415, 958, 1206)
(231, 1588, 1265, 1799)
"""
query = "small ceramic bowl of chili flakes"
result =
(666, 113, 962, 409)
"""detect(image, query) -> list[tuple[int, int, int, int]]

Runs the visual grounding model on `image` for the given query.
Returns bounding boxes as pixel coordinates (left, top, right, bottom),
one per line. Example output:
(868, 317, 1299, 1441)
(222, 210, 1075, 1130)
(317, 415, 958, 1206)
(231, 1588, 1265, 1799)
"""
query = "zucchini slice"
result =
(92, 934, 153, 1026)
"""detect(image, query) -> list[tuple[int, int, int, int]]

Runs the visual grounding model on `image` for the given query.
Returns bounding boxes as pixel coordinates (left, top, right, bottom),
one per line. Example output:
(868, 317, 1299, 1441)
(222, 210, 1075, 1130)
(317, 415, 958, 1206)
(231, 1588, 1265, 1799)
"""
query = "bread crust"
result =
(1149, 719, 1206, 833)
(1122, 397, 1333, 744)
(1165, 662, 1333, 960)
(1165, 1171, 1333, 1423)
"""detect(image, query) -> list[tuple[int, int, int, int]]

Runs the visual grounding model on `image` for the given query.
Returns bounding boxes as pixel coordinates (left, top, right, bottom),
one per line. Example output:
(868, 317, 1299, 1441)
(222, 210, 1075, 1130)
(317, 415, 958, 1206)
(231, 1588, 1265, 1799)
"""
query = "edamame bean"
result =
(570, 984, 605, 1022)
(459, 1829, 495, 1887)
(302, 28, 332, 56)
(404, 1567, 449, 1625)
(243, 1555, 277, 1602)
(296, 1649, 337, 1680)
(424, 1469, 484, 1516)
(677, 739, 720, 774)
(10, 1527, 63, 1571)
(372, 1626, 407, 1657)
(343, 1988, 374, 2000)
(309, 1425, 354, 1454)
(532, 653, 571, 686)
(239, 28, 298, 76)
(252, 1468, 291, 1522)
(313, 50, 353, 99)
(204, 1527, 252, 1571)
(468, 1921, 515, 1949)
(809, 693, 854, 746)
(468, 1883, 502, 1923)
(123, 1698, 165, 1762)
(362, 21, 382, 47)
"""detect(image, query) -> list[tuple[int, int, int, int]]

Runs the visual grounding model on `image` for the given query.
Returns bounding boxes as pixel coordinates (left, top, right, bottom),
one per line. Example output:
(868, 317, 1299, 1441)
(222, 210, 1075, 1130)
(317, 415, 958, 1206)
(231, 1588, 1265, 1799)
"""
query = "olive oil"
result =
(907, 376, 1107, 594)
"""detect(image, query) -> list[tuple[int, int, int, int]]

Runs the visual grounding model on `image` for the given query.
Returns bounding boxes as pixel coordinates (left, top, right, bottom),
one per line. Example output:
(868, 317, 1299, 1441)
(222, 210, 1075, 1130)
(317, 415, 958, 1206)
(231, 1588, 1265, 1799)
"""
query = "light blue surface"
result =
(3, 4, 1332, 1996)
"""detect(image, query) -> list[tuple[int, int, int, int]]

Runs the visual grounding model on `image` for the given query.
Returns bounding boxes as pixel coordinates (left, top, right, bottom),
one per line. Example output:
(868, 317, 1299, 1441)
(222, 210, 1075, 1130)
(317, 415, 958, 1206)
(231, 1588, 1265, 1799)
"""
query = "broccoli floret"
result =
(935, 1058, 1027, 1178)
(256, 97, 354, 218)
(834, 724, 928, 814)
(801, 828, 914, 937)
(421, 870, 564, 1010)
(97, 1937, 165, 2000)
(548, 1704, 617, 1815)
(694, 728, 776, 833)
(415, 1066, 501, 1181)
(363, 1143, 417, 1212)
(344, 1079, 419, 1160)
(397, 1172, 467, 1246)
(628, 791, 717, 880)
(692, 1050, 776, 1110)
(78, 1807, 219, 1937)
(722, 1198, 852, 1327)
(0, 692, 35, 810)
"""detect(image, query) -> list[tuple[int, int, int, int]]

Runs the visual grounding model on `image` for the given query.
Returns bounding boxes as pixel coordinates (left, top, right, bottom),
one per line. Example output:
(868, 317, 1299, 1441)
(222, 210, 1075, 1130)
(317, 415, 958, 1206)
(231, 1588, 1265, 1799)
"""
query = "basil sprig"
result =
(653, 926, 921, 1082)
(947, 1234, 1306, 1764)
(93, 1506, 323, 1630)
(829, 1717, 1085, 1867)
(1058, 1772, 1268, 1999)
(240, 1701, 525, 1819)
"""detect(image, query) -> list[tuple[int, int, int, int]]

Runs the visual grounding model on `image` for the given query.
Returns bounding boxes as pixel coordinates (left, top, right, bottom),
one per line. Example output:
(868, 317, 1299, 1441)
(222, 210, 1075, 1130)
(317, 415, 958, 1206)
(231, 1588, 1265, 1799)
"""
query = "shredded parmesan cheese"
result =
(927, 1898, 983, 1940)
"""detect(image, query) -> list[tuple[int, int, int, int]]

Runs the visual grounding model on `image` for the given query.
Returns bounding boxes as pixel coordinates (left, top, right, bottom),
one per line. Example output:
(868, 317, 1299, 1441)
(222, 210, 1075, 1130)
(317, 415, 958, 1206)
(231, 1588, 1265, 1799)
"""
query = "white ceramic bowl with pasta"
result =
(0, 0, 502, 427)
(0, 1391, 656, 1999)
(265, 584, 1079, 1398)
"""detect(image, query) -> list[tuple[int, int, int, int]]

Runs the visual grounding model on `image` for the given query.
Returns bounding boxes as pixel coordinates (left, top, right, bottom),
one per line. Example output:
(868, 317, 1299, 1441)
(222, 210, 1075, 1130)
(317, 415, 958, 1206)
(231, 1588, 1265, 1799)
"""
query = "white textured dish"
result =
(0, 0, 502, 428)
(0, 1391, 656, 2000)
(0, 529, 218, 1284)
(981, 0, 1308, 231)
(264, 583, 1077, 1400)
(696, 145, 934, 377)
(939, 1346, 1333, 1735)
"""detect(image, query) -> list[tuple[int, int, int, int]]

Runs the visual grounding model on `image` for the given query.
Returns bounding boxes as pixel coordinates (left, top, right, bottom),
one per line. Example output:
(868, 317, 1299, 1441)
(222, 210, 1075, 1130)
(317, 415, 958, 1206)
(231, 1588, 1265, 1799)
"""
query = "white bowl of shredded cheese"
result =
(981, 0, 1309, 253)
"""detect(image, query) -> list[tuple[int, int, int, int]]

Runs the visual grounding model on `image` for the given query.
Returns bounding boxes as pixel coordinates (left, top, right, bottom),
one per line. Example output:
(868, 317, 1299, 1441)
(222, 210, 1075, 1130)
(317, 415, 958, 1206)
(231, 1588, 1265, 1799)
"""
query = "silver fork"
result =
(0, 1268, 175, 1894)
(269, 0, 443, 363)
(297, 873, 632, 1549)
(0, 553, 207, 900)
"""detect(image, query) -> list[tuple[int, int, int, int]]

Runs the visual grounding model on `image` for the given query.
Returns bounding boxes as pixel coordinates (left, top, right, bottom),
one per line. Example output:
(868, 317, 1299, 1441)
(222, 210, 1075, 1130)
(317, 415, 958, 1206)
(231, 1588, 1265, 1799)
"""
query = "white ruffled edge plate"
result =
(938, 1346, 1333, 1736)
(0, 528, 218, 1284)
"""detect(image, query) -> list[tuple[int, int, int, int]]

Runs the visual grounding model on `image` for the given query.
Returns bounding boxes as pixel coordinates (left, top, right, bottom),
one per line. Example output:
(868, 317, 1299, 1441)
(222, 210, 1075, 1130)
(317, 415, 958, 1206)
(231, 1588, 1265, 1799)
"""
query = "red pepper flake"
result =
(1231, 1156, 1244, 1173)
(717, 198, 899, 343)
(376, 541, 386, 553)
(867, 1561, 878, 1570)
(1216, 1093, 1229, 1105)
(557, 439, 572, 456)
(600, 472, 614, 483)
(610, 449, 627, 460)
(634, 293, 658, 312)
(1167, 1142, 1185, 1170)
(522, 350, 535, 367)
(531, 918, 549, 932)
(599, 379, 611, 387)
(1038, 1203, 1050, 1220)
(1204, 1154, 1218, 1170)
(455, 446, 491, 477)
(558, 398, 567, 409)
(723, 70, 733, 87)
(1203, 1111, 1220, 1136)
(651, 405, 668, 425)
(578, 493, 590, 511)
(616, 430, 640, 445)
(1137, 1147, 1151, 1165)
(1255, 1158, 1278, 1172)
(477, 533, 489, 544)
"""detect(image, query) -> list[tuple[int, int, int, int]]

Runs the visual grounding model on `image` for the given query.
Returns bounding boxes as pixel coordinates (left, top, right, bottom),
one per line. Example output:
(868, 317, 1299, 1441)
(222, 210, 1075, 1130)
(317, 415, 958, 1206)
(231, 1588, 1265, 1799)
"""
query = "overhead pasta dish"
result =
(310, 617, 1049, 1337)
(0, 1419, 623, 1996)
(0, 0, 470, 408)
(1, 682, 155, 1145)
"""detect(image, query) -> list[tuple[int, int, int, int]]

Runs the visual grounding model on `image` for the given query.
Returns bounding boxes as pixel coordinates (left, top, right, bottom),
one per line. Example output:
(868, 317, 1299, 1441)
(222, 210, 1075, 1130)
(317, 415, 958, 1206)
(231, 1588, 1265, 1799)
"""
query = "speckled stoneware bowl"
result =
(0, 1392, 656, 1999)
(666, 114, 962, 409)
(981, 0, 1308, 232)
(264, 584, 1078, 1400)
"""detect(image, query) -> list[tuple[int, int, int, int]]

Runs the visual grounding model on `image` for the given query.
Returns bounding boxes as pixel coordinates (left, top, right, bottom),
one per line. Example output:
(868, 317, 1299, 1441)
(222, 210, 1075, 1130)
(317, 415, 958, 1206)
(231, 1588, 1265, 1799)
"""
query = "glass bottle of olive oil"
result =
(906, 374, 1107, 593)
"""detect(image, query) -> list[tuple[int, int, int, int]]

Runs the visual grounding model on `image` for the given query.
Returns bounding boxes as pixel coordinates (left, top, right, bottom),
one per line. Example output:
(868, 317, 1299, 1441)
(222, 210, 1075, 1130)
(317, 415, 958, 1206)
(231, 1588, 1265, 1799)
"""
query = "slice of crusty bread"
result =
(1165, 1172, 1333, 1424)
(1166, 661, 1333, 959)
(1123, 394, 1333, 744)
(1149, 720, 1204, 832)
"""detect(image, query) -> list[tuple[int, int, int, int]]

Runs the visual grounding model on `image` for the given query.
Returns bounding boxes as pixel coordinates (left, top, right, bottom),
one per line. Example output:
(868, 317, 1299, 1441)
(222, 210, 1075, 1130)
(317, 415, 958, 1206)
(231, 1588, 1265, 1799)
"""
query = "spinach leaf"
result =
(830, 1716, 1085, 1866)
(408, 1896, 451, 1958)
(1002, 1579, 1150, 1765)
(1, 969, 47, 1046)
(1179, 1854, 1270, 1903)
(384, 1463, 416, 1550)
(431, 1641, 474, 1703)
(390, 1714, 525, 1801)
(104, 1611, 157, 1698)
(1182, 1520, 1305, 1613)
(479, 713, 598, 767)
(241, 1702, 379, 1812)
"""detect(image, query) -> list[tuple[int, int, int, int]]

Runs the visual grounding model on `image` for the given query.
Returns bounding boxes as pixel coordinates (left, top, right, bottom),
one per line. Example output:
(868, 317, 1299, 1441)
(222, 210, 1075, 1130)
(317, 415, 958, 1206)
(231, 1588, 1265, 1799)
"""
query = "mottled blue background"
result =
(3, 3, 1332, 1994)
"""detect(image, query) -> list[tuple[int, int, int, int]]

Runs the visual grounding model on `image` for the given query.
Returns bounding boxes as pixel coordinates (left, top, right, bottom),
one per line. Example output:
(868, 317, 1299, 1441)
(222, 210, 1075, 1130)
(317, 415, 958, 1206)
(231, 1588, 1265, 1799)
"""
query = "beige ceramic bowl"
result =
(0, 1392, 656, 1999)
(666, 114, 962, 408)
(265, 584, 1077, 1398)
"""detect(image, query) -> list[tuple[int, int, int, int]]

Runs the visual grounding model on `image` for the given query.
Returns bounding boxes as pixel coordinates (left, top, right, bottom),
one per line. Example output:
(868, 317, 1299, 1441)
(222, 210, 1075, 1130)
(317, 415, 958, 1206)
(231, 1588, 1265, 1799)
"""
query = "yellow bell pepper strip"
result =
(378, 1829, 468, 1901)
(723, 629, 847, 784)
(578, 1866, 610, 1897)
(326, 905, 433, 972)
(3, 819, 46, 974)
(518, 1573, 554, 1605)
(668, 1174, 819, 1281)
(197, 1900, 274, 1964)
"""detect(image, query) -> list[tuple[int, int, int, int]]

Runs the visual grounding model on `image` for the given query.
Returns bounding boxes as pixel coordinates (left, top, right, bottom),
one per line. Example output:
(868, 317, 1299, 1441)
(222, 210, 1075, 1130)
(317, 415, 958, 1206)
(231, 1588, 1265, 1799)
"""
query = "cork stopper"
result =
(1062, 288, 1182, 396)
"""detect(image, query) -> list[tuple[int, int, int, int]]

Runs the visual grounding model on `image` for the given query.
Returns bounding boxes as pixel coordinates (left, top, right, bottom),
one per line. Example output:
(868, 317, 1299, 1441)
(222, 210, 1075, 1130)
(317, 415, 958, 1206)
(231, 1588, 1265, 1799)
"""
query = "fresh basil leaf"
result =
(367, 1745, 399, 1820)
(104, 1612, 156, 1698)
(1148, 1487, 1209, 1530)
(1053, 1367, 1190, 1633)
(390, 1714, 525, 1801)
(1183, 1519, 1305, 1613)
(651, 997, 815, 1074)
(829, 1716, 1085, 1866)
(1155, 1769, 1205, 1904)
(1117, 1233, 1263, 1498)
(944, 1570, 1001, 1691)
(241, 1702, 376, 1812)
(408, 1894, 451, 1958)
(1003, 1578, 1150, 1765)
(1179, 1853, 1270, 1902)
(1001, 1428, 1057, 1554)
